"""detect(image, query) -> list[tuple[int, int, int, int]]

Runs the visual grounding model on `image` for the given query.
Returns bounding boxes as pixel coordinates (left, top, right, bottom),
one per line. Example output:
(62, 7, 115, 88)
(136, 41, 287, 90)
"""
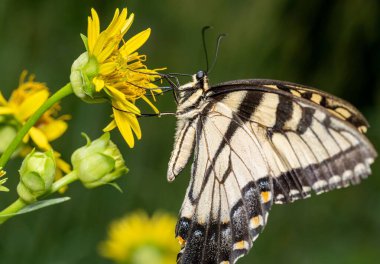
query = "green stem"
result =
(0, 83, 73, 168)
(0, 171, 78, 224)
(0, 199, 26, 224)
(50, 171, 78, 194)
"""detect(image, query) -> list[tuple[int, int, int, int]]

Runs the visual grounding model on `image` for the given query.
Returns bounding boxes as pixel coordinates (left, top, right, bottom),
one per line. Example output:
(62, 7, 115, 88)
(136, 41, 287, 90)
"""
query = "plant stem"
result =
(50, 171, 78, 194)
(0, 199, 26, 224)
(0, 83, 73, 168)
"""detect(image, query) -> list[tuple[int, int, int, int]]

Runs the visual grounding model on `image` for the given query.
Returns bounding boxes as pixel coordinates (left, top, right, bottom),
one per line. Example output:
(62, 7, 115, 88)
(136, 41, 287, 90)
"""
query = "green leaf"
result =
(107, 182, 123, 193)
(0, 197, 70, 217)
(80, 34, 88, 51)
(0, 186, 9, 192)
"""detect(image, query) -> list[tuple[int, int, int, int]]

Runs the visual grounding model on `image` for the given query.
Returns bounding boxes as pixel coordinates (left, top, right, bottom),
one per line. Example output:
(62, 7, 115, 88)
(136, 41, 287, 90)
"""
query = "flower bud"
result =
(17, 149, 56, 203)
(70, 52, 107, 103)
(71, 133, 128, 188)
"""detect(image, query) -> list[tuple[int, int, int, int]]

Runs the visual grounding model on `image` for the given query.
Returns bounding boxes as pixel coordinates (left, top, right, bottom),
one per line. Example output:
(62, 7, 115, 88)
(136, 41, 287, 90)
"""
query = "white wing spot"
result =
(342, 170, 353, 181)
(354, 163, 366, 176)
(328, 175, 341, 185)
(312, 180, 328, 190)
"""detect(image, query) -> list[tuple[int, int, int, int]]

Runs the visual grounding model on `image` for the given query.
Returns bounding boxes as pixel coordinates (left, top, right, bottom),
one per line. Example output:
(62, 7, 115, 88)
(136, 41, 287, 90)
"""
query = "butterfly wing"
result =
(175, 102, 273, 264)
(208, 79, 377, 204)
(171, 79, 376, 263)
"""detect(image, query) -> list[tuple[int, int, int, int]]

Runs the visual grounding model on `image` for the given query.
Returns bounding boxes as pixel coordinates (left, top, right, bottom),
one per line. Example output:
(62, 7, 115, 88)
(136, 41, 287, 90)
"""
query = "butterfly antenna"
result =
(202, 26, 213, 72)
(208, 33, 227, 74)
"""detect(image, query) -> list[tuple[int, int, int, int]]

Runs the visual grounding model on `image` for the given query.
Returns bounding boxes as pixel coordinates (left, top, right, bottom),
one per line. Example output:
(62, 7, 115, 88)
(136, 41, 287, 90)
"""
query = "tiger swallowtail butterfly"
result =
(167, 70, 377, 264)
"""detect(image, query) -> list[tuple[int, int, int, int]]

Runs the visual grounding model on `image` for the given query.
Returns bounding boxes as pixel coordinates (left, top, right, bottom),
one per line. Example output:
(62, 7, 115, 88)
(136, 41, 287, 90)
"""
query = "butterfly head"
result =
(174, 70, 210, 115)
(195, 70, 209, 90)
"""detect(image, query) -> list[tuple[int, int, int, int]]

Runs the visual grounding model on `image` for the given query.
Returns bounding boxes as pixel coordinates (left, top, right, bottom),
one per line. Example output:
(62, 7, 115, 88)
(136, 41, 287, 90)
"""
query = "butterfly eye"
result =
(196, 70, 206, 80)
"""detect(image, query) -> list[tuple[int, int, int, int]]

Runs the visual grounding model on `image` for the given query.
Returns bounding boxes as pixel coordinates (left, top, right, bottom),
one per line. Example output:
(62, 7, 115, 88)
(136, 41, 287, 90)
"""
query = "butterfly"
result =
(166, 70, 377, 264)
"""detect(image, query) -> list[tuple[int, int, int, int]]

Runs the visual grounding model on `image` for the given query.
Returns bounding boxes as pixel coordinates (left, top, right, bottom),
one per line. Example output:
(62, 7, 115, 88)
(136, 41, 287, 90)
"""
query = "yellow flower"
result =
(0, 71, 70, 151)
(72, 8, 163, 148)
(99, 211, 179, 264)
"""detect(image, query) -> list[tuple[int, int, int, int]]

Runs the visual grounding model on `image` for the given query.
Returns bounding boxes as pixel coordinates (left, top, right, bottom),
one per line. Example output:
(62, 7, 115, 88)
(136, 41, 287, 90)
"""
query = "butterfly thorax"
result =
(176, 71, 210, 119)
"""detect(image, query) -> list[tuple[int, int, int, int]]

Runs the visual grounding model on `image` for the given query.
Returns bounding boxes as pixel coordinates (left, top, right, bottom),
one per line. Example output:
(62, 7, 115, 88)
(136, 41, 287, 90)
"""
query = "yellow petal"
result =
(88, 9, 100, 54)
(93, 77, 105, 92)
(40, 120, 68, 141)
(0, 91, 8, 105)
(107, 8, 128, 37)
(0, 106, 14, 115)
(113, 108, 134, 148)
(99, 62, 117, 75)
(121, 28, 151, 55)
(124, 113, 141, 139)
(22, 133, 30, 143)
(97, 38, 119, 63)
(56, 157, 71, 174)
(91, 9, 100, 41)
(121, 13, 134, 35)
(108, 87, 141, 115)
(29, 127, 51, 150)
(141, 95, 159, 114)
(87, 17, 95, 54)
(107, 86, 127, 102)
(105, 8, 121, 34)
(18, 90, 49, 120)
(103, 120, 117, 132)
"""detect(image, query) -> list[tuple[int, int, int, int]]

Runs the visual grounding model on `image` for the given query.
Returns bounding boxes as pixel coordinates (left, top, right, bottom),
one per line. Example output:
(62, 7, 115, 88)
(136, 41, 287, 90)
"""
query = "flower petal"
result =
(121, 28, 151, 56)
(99, 62, 117, 75)
(141, 95, 159, 114)
(113, 108, 134, 148)
(40, 120, 68, 141)
(56, 156, 71, 174)
(103, 120, 117, 132)
(93, 77, 105, 92)
(124, 113, 141, 140)
(91, 9, 100, 41)
(121, 13, 134, 35)
(0, 106, 14, 115)
(108, 87, 141, 115)
(0, 91, 8, 105)
(29, 127, 51, 150)
(18, 90, 49, 120)
(107, 8, 128, 37)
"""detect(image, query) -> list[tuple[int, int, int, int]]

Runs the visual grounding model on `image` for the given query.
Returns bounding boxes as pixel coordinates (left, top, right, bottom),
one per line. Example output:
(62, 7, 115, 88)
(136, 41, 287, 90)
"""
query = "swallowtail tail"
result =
(167, 71, 377, 264)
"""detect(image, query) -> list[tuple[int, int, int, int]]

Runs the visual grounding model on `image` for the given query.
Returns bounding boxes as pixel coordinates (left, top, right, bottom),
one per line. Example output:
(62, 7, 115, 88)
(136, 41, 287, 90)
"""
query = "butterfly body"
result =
(168, 73, 376, 264)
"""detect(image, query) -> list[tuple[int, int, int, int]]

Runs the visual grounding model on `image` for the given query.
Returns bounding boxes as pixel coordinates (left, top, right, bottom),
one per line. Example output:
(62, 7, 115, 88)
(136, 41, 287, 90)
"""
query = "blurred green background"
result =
(0, 0, 380, 263)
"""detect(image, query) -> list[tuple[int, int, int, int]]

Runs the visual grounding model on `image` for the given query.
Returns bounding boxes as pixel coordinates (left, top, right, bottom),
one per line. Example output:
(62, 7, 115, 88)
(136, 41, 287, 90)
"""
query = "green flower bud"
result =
(70, 52, 107, 103)
(17, 149, 56, 203)
(71, 133, 128, 189)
